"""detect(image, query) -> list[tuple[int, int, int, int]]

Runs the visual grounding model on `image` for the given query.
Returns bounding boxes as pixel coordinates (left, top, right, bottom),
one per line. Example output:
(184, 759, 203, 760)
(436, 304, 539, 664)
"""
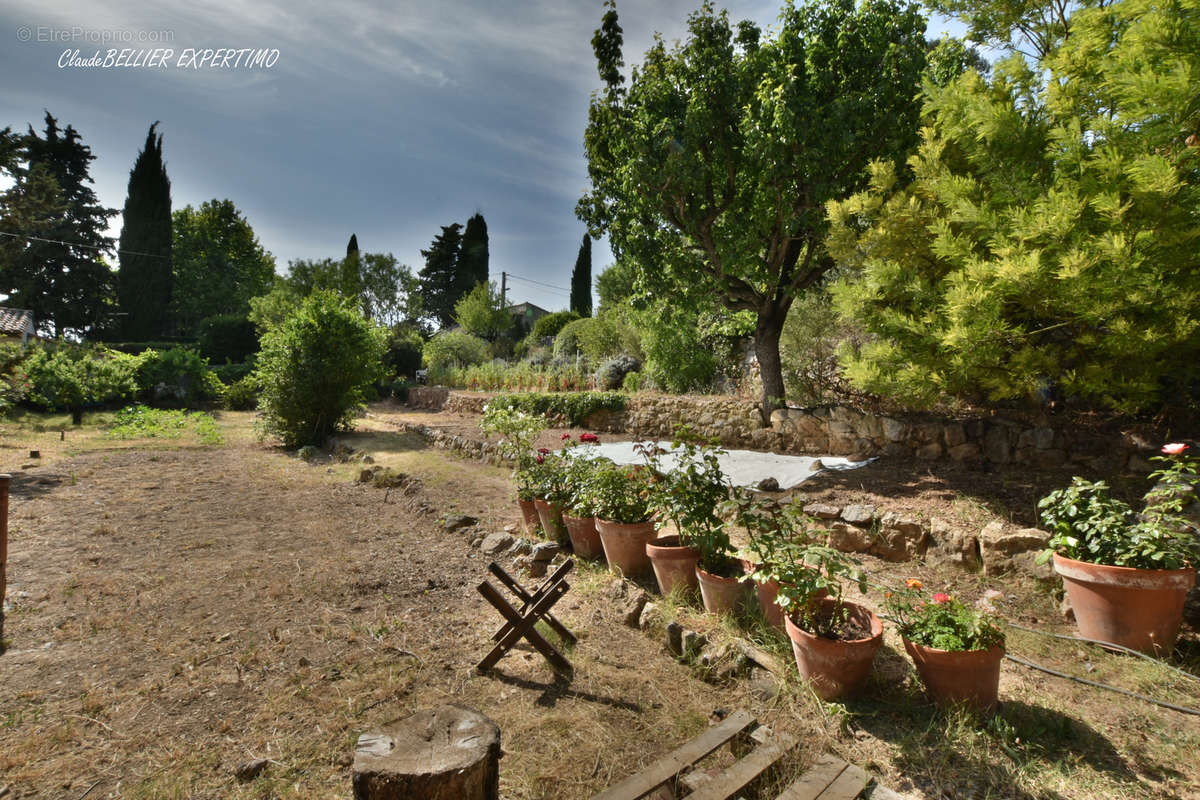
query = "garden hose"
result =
(1003, 653, 1200, 716)
(1005, 621, 1200, 684)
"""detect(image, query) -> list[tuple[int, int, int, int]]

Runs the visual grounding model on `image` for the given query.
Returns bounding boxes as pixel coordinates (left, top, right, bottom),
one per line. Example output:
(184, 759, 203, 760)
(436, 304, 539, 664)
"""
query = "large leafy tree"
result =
(117, 122, 173, 340)
(578, 0, 929, 420)
(570, 234, 594, 316)
(0, 113, 117, 337)
(418, 222, 464, 329)
(282, 250, 420, 328)
(171, 199, 275, 335)
(828, 0, 1200, 414)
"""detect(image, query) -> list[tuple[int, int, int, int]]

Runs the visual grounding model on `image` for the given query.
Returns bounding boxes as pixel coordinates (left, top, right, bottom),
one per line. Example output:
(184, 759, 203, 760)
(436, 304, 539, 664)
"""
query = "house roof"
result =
(0, 307, 34, 337)
(504, 301, 550, 317)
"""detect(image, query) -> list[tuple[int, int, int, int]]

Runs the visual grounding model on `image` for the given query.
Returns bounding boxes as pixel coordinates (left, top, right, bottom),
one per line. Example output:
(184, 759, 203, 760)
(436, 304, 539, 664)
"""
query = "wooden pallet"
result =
(593, 710, 894, 800)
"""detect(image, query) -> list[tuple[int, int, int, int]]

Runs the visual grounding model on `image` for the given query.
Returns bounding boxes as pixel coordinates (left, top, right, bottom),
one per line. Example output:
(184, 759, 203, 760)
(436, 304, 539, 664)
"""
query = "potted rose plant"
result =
(589, 460, 658, 578)
(526, 446, 571, 546)
(884, 581, 1005, 713)
(480, 403, 546, 536)
(561, 435, 606, 560)
(642, 434, 740, 605)
(765, 541, 879, 701)
(1037, 443, 1199, 654)
(729, 492, 819, 628)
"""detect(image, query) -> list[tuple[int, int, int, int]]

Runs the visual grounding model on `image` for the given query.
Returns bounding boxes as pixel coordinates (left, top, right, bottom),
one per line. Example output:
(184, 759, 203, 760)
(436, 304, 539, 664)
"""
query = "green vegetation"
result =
(116, 122, 173, 341)
(828, 0, 1200, 414)
(254, 290, 387, 447)
(487, 390, 626, 427)
(107, 404, 223, 445)
(579, 0, 930, 419)
(423, 330, 489, 372)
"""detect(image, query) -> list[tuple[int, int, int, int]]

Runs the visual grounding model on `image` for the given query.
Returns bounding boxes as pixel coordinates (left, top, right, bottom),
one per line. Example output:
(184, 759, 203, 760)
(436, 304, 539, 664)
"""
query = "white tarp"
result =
(567, 440, 872, 490)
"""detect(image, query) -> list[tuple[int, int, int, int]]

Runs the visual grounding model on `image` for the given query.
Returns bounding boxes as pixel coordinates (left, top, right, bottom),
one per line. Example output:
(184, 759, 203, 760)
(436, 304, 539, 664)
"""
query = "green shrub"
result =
(488, 391, 626, 427)
(595, 355, 641, 391)
(389, 377, 415, 402)
(529, 311, 581, 342)
(135, 347, 221, 405)
(423, 330, 488, 372)
(197, 314, 259, 363)
(779, 290, 864, 405)
(254, 290, 387, 447)
(384, 327, 424, 379)
(25, 345, 140, 422)
(0, 343, 31, 414)
(621, 370, 643, 393)
(554, 316, 641, 368)
(211, 362, 254, 385)
(224, 374, 259, 410)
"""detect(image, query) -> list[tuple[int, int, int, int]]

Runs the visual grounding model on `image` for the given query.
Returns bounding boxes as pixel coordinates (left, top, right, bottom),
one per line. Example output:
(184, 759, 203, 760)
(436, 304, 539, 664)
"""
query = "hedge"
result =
(486, 391, 626, 427)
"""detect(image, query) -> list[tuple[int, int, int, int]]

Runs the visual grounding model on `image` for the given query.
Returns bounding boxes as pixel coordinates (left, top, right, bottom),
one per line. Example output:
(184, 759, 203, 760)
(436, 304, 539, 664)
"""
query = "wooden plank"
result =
(591, 710, 757, 800)
(776, 755, 848, 800)
(684, 733, 797, 800)
(815, 763, 869, 800)
(476, 579, 572, 674)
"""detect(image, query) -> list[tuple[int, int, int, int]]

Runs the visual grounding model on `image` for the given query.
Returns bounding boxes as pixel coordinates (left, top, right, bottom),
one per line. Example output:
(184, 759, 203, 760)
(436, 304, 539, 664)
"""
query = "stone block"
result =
(980, 522, 1053, 581)
(480, 532, 514, 556)
(948, 443, 981, 462)
(943, 423, 967, 448)
(803, 503, 841, 519)
(983, 425, 1012, 464)
(840, 504, 876, 526)
(827, 521, 872, 553)
(881, 417, 909, 442)
(925, 518, 981, 571)
(916, 442, 943, 460)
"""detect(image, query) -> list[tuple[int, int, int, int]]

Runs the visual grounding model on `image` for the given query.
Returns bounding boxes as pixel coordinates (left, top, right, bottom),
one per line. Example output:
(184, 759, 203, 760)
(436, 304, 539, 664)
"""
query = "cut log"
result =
(352, 704, 501, 800)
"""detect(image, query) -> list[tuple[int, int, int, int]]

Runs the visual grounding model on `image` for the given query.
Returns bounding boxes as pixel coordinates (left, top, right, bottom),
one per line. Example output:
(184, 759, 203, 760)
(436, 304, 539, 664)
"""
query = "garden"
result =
(0, 0, 1198, 796)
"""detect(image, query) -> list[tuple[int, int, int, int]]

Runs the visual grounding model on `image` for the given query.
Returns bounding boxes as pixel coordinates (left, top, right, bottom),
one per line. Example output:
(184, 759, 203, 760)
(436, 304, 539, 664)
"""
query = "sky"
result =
(1, 0, 969, 313)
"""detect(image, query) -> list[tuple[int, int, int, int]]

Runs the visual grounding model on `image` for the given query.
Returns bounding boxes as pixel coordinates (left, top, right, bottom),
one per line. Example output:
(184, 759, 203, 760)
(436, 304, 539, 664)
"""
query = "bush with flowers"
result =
(1038, 443, 1200, 570)
(884, 580, 1005, 652)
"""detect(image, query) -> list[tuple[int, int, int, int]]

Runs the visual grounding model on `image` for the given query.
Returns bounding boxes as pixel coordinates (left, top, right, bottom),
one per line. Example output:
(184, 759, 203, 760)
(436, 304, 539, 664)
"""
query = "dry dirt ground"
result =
(0, 405, 1197, 800)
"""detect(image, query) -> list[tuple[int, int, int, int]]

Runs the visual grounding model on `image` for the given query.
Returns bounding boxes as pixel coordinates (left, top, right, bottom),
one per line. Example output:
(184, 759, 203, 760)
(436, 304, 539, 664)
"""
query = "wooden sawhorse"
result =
(476, 559, 576, 675)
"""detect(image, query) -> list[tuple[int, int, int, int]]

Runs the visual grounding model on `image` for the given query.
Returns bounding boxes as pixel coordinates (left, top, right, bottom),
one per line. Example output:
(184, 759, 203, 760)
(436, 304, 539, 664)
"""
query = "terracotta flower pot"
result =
(903, 638, 1004, 714)
(595, 518, 657, 578)
(695, 565, 752, 615)
(646, 536, 700, 596)
(1053, 553, 1196, 654)
(516, 498, 540, 537)
(533, 498, 568, 545)
(739, 559, 824, 630)
(563, 513, 604, 560)
(783, 598, 883, 701)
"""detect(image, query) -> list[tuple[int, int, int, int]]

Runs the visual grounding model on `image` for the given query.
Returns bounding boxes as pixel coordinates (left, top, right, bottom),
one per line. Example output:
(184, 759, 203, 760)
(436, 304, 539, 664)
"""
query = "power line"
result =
(503, 272, 572, 295)
(0, 230, 168, 260)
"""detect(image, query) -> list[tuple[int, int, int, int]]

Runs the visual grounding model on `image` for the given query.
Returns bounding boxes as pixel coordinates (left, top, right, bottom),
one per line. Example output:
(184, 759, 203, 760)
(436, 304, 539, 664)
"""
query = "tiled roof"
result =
(0, 307, 34, 336)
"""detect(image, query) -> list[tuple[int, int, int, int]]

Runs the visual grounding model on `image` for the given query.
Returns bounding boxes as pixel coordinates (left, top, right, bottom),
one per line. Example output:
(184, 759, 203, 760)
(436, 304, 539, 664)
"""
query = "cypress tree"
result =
(117, 122, 173, 340)
(346, 233, 358, 258)
(459, 213, 489, 297)
(570, 234, 593, 317)
(418, 223, 464, 329)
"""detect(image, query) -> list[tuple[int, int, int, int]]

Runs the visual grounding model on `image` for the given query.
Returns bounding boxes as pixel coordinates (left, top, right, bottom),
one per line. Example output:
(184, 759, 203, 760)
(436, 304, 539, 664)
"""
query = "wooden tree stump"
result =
(352, 704, 501, 800)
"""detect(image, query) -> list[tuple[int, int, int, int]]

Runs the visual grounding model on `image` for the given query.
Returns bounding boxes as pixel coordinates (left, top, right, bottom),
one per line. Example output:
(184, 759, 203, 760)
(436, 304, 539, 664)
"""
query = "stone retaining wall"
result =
(421, 389, 1158, 471)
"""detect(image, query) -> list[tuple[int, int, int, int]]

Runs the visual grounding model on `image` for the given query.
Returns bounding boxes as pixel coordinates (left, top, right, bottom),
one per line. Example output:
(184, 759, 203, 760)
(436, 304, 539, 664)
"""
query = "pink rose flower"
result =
(1162, 443, 1189, 455)
(931, 593, 951, 605)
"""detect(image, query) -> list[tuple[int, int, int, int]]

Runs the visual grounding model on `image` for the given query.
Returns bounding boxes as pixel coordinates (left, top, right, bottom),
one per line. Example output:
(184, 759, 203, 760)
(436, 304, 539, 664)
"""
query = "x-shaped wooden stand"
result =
(476, 559, 575, 675)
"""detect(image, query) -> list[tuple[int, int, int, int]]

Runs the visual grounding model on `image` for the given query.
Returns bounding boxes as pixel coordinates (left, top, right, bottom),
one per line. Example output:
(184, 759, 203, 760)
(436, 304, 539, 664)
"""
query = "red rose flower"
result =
(931, 593, 951, 604)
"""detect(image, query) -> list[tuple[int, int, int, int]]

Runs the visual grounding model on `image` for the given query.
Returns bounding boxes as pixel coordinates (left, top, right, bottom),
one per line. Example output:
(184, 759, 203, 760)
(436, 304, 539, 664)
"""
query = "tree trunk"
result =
(754, 306, 788, 425)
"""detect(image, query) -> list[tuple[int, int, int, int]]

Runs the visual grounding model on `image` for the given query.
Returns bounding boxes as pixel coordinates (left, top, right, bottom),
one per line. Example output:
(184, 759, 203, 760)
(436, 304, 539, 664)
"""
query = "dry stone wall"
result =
(417, 389, 1160, 472)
